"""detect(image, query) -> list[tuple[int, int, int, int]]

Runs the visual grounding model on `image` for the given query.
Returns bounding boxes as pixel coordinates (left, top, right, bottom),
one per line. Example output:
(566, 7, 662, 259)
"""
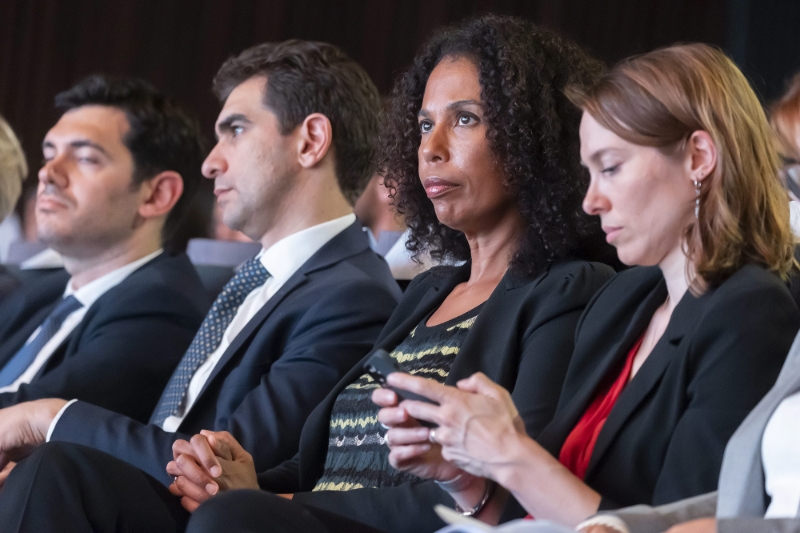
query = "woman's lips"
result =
(603, 226, 622, 243)
(422, 177, 458, 198)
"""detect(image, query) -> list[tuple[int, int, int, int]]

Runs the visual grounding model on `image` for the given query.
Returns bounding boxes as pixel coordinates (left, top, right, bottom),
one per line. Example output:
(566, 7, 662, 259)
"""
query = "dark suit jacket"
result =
(257, 260, 615, 533)
(529, 264, 800, 514)
(0, 253, 209, 423)
(49, 222, 402, 486)
(0, 265, 20, 301)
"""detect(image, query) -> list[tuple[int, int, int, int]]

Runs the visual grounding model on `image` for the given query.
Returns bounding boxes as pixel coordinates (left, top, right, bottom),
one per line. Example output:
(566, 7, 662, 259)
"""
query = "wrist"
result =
(31, 399, 68, 439)
(489, 431, 539, 492)
(454, 478, 496, 518)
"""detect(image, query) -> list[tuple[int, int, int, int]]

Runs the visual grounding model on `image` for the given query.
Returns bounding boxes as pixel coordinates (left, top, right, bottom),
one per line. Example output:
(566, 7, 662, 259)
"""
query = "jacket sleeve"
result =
(0, 283, 203, 423)
(601, 492, 719, 533)
(646, 282, 800, 505)
(718, 517, 800, 533)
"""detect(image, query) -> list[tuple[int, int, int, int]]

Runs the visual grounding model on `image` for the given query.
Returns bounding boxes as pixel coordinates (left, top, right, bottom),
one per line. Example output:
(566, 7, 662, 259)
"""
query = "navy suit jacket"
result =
(257, 260, 615, 533)
(0, 253, 209, 423)
(49, 222, 402, 485)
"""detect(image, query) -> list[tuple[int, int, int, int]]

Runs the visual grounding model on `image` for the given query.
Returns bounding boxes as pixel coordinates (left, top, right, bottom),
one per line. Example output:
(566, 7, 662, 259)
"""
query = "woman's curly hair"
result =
(378, 15, 608, 276)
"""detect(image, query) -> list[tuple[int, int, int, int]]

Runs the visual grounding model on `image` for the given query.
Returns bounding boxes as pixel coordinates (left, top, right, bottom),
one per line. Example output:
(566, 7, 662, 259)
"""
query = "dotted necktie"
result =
(0, 295, 83, 387)
(151, 257, 270, 426)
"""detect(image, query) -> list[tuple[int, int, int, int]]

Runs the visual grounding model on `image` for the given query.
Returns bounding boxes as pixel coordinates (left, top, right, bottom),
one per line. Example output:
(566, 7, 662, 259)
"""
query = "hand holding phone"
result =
(364, 349, 438, 428)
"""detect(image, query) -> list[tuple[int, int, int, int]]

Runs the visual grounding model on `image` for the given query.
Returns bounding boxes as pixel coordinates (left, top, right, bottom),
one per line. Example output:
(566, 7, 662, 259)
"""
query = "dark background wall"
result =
(2, 0, 799, 188)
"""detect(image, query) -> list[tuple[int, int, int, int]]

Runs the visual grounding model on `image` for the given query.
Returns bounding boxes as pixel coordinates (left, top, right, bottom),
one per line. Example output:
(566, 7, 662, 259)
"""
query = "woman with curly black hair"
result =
(172, 14, 615, 533)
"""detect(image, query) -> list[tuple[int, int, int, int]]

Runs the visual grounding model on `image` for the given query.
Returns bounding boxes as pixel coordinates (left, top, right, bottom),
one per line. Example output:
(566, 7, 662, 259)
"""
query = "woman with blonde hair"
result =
(0, 115, 26, 221)
(0, 114, 27, 298)
(375, 43, 800, 529)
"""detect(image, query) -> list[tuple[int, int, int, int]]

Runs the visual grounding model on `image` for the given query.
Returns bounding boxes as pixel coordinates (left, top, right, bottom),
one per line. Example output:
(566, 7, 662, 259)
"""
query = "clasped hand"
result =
(167, 430, 259, 512)
(372, 372, 527, 482)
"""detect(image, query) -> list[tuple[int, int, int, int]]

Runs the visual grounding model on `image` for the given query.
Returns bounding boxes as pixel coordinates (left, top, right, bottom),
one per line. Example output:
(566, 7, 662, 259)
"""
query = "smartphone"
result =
(364, 349, 438, 428)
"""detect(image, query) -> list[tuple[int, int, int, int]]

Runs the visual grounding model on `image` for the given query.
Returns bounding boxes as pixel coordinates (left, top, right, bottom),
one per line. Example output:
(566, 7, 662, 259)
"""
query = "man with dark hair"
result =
(0, 75, 209, 421)
(0, 41, 400, 532)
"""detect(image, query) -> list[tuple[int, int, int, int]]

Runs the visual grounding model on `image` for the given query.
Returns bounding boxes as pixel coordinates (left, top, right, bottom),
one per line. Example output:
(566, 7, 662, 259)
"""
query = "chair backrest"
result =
(186, 238, 261, 268)
(6, 241, 48, 265)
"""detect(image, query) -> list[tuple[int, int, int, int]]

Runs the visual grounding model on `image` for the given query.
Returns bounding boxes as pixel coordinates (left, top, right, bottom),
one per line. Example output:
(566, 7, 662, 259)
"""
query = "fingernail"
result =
(206, 483, 218, 495)
(211, 466, 221, 477)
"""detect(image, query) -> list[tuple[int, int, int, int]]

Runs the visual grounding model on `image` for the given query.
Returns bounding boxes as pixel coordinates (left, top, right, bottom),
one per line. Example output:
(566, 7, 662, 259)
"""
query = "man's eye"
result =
(233, 126, 244, 136)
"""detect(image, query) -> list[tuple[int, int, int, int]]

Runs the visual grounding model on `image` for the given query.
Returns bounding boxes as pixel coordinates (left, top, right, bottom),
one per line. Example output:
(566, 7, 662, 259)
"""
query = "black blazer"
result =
(257, 260, 615, 533)
(0, 253, 209, 423)
(49, 222, 402, 486)
(530, 264, 800, 514)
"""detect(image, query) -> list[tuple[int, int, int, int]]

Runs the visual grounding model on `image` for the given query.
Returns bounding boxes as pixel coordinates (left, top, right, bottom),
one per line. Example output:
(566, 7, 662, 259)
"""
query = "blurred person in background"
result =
(0, 114, 27, 297)
(355, 171, 432, 282)
(769, 72, 800, 236)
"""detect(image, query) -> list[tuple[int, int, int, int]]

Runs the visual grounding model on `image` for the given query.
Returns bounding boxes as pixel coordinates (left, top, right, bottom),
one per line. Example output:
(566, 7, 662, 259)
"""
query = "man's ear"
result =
(137, 170, 184, 221)
(296, 113, 333, 170)
(686, 130, 717, 184)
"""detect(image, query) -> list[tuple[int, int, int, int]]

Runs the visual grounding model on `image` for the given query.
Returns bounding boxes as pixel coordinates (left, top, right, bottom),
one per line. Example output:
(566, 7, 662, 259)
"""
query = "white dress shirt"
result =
(762, 390, 800, 518)
(0, 249, 163, 394)
(50, 215, 356, 440)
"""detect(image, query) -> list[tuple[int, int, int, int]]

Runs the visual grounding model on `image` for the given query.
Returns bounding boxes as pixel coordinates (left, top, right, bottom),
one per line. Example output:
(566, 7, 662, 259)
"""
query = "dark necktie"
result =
(151, 257, 270, 426)
(0, 295, 83, 387)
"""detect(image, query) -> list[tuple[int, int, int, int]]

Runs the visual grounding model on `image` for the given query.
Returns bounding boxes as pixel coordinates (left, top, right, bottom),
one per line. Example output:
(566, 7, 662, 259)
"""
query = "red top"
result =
(558, 336, 643, 480)
(522, 337, 643, 519)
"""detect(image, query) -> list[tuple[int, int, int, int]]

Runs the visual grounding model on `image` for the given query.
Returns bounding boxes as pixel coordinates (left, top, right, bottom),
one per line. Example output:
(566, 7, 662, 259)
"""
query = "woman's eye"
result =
(458, 114, 475, 126)
(419, 120, 433, 134)
(601, 164, 619, 175)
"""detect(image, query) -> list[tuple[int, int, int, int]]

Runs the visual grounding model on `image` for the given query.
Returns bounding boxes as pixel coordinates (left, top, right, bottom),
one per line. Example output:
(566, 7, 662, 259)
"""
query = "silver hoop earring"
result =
(694, 180, 701, 219)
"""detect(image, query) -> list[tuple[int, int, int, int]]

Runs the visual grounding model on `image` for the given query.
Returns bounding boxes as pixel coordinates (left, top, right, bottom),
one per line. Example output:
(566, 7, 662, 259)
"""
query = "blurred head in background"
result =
(0, 114, 27, 221)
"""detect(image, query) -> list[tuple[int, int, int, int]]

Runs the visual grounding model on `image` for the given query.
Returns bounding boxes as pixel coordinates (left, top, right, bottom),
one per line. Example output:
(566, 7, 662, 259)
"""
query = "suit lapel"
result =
(585, 284, 702, 478)
(191, 222, 376, 403)
(541, 279, 668, 452)
(195, 273, 307, 401)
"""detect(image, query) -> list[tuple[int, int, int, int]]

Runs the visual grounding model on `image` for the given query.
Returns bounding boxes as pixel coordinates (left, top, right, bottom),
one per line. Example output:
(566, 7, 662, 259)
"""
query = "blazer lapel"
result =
(446, 267, 546, 383)
(585, 285, 702, 478)
(541, 279, 668, 452)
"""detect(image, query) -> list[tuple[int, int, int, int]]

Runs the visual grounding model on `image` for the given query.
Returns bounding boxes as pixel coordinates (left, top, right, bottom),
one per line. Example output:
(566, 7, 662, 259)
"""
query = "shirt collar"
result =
(65, 249, 163, 307)
(258, 214, 356, 285)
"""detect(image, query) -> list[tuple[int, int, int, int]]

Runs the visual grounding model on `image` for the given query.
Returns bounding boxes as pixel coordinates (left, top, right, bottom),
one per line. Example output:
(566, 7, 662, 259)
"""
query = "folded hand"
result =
(167, 430, 258, 512)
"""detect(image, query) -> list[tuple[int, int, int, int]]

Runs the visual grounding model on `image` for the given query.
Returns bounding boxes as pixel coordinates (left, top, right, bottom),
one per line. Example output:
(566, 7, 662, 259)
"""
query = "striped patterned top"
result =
(313, 303, 483, 492)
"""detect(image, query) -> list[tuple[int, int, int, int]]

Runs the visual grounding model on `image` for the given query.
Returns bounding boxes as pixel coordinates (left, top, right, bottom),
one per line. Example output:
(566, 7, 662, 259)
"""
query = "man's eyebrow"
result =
(42, 139, 110, 156)
(215, 113, 251, 138)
